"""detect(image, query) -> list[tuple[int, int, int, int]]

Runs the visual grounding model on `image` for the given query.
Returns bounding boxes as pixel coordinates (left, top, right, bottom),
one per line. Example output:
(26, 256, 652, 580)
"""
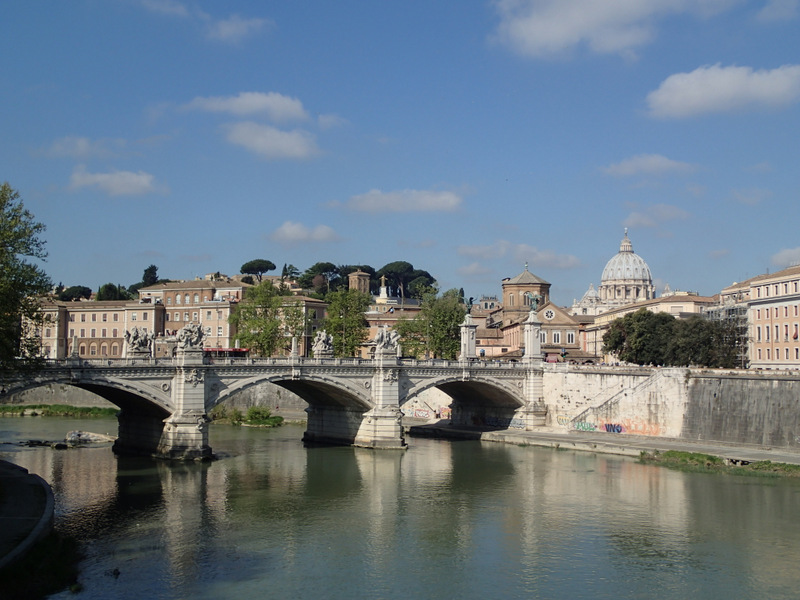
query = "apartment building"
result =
(748, 265, 800, 370)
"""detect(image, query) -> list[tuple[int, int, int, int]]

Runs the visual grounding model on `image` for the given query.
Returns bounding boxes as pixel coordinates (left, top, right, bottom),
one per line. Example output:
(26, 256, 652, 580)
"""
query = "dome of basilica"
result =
(601, 230, 652, 284)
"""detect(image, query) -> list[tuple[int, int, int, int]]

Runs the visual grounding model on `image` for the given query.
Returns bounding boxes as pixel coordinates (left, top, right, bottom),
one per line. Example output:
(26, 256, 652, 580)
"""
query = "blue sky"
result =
(3, 1, 799, 305)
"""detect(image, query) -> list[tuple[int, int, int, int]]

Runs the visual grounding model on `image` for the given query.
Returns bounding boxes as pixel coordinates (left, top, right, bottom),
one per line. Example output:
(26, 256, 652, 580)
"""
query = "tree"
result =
(241, 259, 276, 283)
(603, 308, 675, 365)
(229, 280, 303, 357)
(0, 183, 52, 373)
(394, 287, 465, 359)
(143, 264, 159, 287)
(376, 261, 435, 301)
(96, 283, 129, 301)
(323, 289, 370, 357)
(281, 263, 300, 281)
(298, 262, 341, 294)
(603, 309, 740, 368)
(58, 285, 92, 302)
(667, 316, 740, 368)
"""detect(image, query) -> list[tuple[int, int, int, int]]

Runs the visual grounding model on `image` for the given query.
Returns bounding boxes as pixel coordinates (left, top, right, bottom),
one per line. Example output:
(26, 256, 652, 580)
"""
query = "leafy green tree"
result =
(298, 262, 341, 294)
(241, 259, 276, 282)
(58, 285, 92, 301)
(603, 308, 675, 365)
(281, 263, 300, 281)
(0, 183, 52, 373)
(394, 287, 465, 359)
(323, 289, 370, 357)
(229, 280, 303, 357)
(143, 264, 159, 287)
(377, 261, 435, 301)
(604, 308, 742, 368)
(667, 316, 740, 368)
(96, 283, 129, 301)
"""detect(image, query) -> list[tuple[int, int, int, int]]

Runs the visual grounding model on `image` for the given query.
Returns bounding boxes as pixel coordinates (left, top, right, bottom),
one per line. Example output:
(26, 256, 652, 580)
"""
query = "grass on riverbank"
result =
(209, 405, 284, 427)
(639, 450, 800, 478)
(0, 404, 119, 418)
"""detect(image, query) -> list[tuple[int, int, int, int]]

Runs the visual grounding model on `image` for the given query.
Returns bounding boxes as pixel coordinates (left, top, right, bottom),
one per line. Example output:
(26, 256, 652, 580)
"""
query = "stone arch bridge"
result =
(6, 347, 546, 459)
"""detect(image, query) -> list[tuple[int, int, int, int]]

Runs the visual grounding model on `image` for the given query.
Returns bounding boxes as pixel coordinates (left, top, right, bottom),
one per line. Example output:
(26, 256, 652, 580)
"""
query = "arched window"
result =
(194, 294, 199, 303)
(111, 343, 119, 356)
(176, 294, 182, 305)
(184, 294, 190, 304)
(101, 343, 108, 357)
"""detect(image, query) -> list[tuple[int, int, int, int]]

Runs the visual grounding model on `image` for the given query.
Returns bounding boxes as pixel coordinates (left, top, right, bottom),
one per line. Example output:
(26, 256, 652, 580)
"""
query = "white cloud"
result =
(340, 189, 462, 213)
(206, 14, 272, 43)
(757, 0, 799, 21)
(185, 92, 308, 122)
(772, 247, 800, 267)
(603, 153, 696, 177)
(458, 240, 580, 269)
(269, 221, 341, 244)
(647, 63, 800, 118)
(225, 122, 319, 160)
(491, 0, 738, 59)
(318, 113, 349, 130)
(45, 136, 125, 159)
(623, 203, 689, 228)
(732, 187, 771, 205)
(69, 165, 162, 196)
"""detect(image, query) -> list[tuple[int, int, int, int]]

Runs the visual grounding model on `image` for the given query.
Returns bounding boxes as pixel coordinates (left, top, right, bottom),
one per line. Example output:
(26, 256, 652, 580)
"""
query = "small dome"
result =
(601, 230, 652, 284)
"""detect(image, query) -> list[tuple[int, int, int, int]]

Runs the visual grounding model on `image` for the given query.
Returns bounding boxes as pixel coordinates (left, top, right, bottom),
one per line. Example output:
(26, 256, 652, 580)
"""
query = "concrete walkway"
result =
(409, 423, 800, 465)
(0, 460, 55, 572)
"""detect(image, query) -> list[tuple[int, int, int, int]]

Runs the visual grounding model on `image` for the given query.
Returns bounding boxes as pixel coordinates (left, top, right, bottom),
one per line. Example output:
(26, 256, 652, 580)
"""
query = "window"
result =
(101, 328, 107, 337)
(45, 328, 51, 337)
(90, 329, 96, 337)
(143, 312, 148, 321)
(81, 314, 86, 322)
(758, 348, 762, 360)
(165, 314, 170, 322)
(184, 312, 189, 321)
(184, 294, 190, 304)
(756, 309, 761, 320)
(80, 329, 85, 338)
(217, 326, 223, 336)
(167, 297, 172, 305)
(194, 294, 199, 303)
(174, 312, 180, 321)
(193, 312, 199, 321)
(553, 332, 561, 344)
(112, 343, 119, 356)
(69, 329, 74, 338)
(69, 315, 75, 322)
(79, 344, 86, 355)
(205, 327, 212, 336)
(113, 329, 118, 337)
(766, 327, 770, 341)
(176, 295, 182, 305)
(757, 326, 762, 342)
(767, 348, 771, 360)
(206, 311, 212, 319)
(113, 313, 119, 322)
(567, 332, 575, 344)
(131, 313, 137, 321)
(540, 331, 546, 343)
(102, 313, 107, 322)
(786, 348, 790, 360)
(101, 343, 108, 357)
(92, 314, 97, 322)
(90, 344, 97, 356)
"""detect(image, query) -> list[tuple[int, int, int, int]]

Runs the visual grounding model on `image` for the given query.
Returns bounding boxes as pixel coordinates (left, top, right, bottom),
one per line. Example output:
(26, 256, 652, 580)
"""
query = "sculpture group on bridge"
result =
(124, 326, 154, 355)
(176, 323, 205, 351)
(372, 326, 400, 356)
(312, 330, 334, 358)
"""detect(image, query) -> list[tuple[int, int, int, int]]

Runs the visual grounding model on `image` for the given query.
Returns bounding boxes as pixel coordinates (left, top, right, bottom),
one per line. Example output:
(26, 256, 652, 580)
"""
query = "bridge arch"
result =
(208, 373, 374, 412)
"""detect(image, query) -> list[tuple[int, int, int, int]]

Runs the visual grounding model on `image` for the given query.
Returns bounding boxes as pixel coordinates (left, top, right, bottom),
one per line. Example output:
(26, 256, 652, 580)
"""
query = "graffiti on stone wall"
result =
(572, 421, 597, 432)
(472, 416, 526, 429)
(558, 415, 662, 435)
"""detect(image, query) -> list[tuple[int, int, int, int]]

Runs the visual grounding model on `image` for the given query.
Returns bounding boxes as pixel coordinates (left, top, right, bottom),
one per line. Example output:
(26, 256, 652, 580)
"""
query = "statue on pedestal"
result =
(176, 323, 204, 351)
(124, 326, 153, 355)
(312, 330, 334, 358)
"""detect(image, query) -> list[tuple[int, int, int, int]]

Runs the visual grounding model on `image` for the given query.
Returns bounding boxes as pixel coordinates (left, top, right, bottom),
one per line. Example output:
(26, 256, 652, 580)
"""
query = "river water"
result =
(2, 416, 800, 600)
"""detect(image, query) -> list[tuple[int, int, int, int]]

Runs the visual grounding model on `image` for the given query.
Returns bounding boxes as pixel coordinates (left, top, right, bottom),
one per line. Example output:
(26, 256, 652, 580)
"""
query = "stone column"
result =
(354, 344, 406, 449)
(158, 325, 212, 460)
(459, 313, 477, 361)
(519, 308, 546, 428)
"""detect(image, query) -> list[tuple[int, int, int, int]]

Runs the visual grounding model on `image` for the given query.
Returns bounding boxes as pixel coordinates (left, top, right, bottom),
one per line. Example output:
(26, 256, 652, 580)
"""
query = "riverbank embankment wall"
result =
(544, 365, 800, 449)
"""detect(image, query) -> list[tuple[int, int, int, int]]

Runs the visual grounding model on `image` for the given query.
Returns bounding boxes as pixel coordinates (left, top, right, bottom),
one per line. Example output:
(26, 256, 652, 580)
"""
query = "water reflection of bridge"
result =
(8, 348, 545, 459)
